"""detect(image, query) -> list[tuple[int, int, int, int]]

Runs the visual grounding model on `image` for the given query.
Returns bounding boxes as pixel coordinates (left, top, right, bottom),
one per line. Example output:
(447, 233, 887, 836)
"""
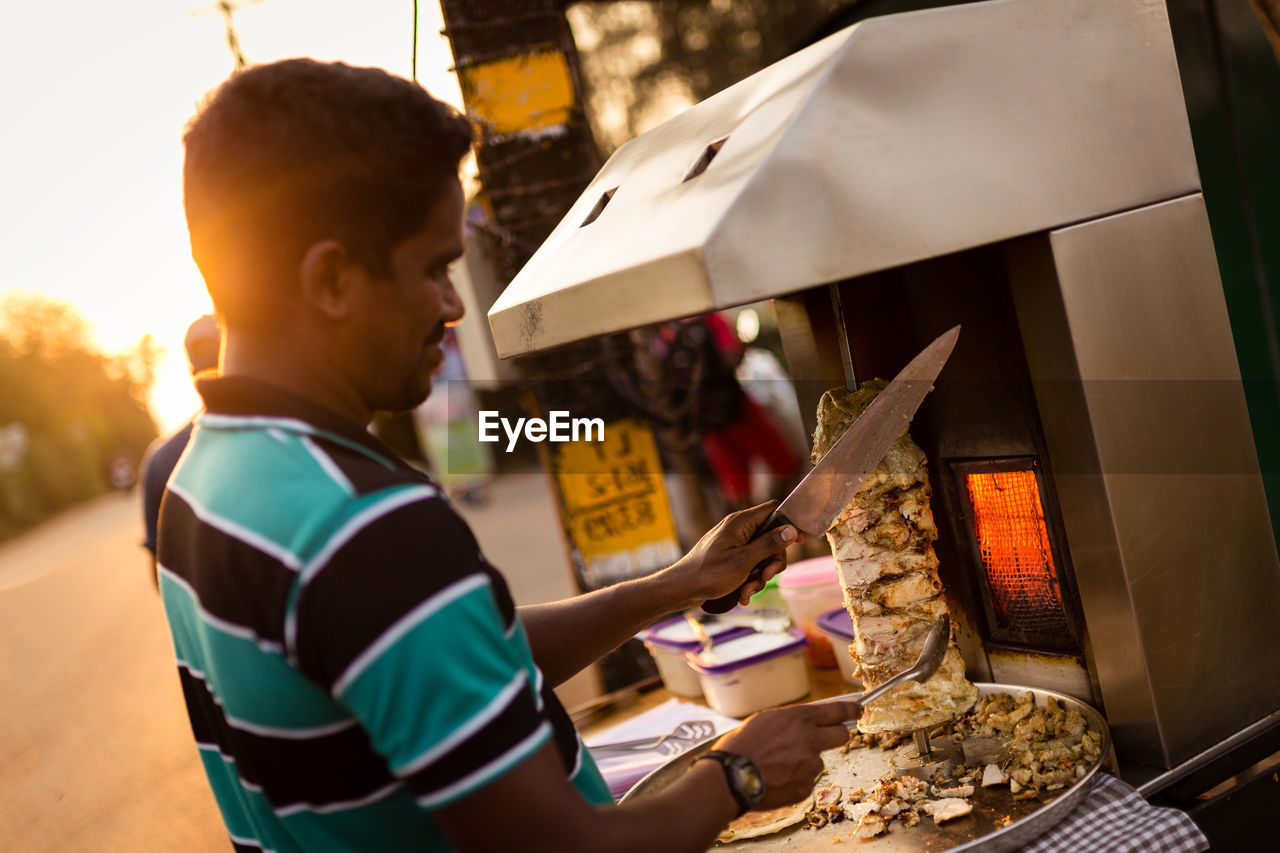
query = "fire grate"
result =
(963, 468, 1071, 638)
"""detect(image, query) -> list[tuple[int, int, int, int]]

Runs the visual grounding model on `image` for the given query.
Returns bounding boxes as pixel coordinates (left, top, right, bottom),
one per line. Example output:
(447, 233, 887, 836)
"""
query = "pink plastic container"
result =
(777, 556, 843, 668)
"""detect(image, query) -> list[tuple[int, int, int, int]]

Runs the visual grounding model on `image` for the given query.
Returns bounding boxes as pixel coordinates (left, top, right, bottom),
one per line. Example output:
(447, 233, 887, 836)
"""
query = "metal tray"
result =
(620, 683, 1113, 852)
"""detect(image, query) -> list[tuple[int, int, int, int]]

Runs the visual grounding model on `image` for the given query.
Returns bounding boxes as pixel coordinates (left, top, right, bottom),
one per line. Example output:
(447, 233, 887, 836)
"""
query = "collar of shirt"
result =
(194, 374, 409, 472)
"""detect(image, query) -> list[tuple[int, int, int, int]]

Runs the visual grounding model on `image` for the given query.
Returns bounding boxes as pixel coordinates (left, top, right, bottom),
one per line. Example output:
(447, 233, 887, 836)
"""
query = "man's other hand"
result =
(713, 700, 863, 809)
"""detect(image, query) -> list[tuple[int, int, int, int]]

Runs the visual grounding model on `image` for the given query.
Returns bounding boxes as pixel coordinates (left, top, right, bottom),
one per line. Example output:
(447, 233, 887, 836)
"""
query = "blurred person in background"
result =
(694, 312, 801, 511)
(138, 313, 219, 586)
(413, 326, 493, 506)
(160, 58, 860, 853)
(650, 314, 801, 513)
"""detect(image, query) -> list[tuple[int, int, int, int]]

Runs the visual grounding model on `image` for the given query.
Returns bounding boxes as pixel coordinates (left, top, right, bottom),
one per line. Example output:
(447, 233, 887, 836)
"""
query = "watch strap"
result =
(697, 750, 764, 816)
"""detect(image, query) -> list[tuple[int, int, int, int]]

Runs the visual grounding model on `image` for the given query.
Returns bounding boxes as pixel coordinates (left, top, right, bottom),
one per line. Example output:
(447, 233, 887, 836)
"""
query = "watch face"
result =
(730, 756, 766, 806)
(703, 751, 767, 812)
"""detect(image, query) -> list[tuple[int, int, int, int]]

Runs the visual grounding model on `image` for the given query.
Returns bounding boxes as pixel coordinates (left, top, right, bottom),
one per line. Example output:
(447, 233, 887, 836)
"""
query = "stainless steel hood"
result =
(487, 0, 1199, 358)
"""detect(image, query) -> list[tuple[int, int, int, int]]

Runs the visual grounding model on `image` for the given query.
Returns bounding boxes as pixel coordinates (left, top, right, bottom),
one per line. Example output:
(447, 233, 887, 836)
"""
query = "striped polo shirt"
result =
(157, 376, 611, 852)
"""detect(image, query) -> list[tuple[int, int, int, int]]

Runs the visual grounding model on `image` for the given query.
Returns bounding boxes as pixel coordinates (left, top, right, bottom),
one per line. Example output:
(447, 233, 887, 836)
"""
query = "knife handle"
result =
(701, 512, 791, 614)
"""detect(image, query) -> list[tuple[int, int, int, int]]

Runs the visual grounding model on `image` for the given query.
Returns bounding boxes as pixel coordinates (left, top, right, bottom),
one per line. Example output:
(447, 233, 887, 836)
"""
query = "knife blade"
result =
(701, 325, 960, 614)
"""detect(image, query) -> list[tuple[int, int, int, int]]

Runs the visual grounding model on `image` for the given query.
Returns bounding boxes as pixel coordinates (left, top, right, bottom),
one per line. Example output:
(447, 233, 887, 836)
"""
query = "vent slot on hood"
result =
(683, 137, 728, 182)
(581, 187, 617, 227)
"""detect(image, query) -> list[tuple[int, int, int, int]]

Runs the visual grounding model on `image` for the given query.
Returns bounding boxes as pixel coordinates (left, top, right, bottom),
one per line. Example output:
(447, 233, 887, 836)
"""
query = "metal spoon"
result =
(820, 615, 951, 720)
(860, 615, 951, 707)
(702, 606, 792, 634)
(683, 610, 715, 653)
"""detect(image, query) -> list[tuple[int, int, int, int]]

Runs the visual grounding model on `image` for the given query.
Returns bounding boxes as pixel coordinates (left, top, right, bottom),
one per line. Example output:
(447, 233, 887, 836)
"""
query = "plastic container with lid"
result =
(687, 628, 810, 717)
(640, 617, 752, 698)
(816, 607, 862, 686)
(777, 556, 844, 668)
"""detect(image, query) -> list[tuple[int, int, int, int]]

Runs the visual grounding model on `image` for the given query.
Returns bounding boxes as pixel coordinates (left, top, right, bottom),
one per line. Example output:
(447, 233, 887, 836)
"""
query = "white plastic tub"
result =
(687, 629, 810, 717)
(640, 617, 751, 698)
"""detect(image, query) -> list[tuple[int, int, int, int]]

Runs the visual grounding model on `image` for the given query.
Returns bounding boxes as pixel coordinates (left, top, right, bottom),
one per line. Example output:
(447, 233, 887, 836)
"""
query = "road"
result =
(0, 492, 226, 852)
(0, 472, 589, 851)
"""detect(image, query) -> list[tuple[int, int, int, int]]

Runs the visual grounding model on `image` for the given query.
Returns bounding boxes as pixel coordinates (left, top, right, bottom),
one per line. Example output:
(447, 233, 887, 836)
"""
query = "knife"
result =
(701, 325, 960, 614)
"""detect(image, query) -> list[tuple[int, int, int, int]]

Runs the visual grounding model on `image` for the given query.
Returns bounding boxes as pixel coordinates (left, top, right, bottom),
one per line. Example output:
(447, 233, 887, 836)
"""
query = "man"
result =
(161, 58, 860, 852)
(139, 313, 219, 586)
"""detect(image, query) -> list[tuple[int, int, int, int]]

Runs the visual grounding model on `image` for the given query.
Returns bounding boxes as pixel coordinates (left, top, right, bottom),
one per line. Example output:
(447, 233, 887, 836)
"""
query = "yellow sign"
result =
(552, 419, 681, 586)
(458, 50, 575, 136)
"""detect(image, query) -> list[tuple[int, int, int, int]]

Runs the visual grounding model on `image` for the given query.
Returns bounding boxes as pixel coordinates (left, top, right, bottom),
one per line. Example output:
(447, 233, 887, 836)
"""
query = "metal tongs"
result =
(588, 720, 718, 757)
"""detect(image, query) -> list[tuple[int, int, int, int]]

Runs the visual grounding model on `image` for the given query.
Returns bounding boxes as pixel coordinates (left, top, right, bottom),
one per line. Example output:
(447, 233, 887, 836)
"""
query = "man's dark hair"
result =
(182, 59, 473, 328)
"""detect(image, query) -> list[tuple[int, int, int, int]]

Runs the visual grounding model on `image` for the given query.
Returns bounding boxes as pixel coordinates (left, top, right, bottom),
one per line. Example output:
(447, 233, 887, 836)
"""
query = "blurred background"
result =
(1, 1, 1277, 849)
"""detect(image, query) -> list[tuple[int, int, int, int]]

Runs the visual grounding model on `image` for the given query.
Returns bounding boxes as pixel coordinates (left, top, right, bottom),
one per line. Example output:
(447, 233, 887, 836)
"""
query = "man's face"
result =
(341, 178, 466, 414)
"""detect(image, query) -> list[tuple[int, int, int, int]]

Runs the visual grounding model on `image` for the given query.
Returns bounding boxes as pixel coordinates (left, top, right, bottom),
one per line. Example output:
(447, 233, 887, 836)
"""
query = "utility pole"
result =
(190, 0, 264, 70)
(437, 1, 600, 279)
(439, 1, 711, 693)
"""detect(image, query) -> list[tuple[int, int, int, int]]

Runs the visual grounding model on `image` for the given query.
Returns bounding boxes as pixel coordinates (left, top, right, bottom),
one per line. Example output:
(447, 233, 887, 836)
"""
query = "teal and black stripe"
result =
(308, 434, 414, 496)
(160, 496, 294, 643)
(177, 662, 394, 807)
(292, 499, 500, 688)
(158, 376, 611, 853)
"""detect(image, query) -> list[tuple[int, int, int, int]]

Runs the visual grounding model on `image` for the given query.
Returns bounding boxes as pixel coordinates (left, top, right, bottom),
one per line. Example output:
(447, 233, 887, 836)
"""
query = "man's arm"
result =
(294, 490, 849, 851)
(140, 455, 163, 589)
(141, 423, 194, 591)
(519, 502, 800, 688)
(434, 699, 861, 853)
(436, 740, 737, 853)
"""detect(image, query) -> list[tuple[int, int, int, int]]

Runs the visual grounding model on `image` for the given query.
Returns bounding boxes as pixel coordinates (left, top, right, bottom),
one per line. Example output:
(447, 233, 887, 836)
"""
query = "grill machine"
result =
(486, 0, 1280, 813)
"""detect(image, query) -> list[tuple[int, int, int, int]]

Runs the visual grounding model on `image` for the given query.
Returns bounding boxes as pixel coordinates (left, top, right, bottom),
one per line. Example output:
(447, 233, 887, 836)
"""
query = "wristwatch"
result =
(698, 750, 766, 815)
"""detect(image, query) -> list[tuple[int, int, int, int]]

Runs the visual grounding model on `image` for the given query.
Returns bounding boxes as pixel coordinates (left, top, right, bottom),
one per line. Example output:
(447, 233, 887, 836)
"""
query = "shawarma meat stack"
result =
(813, 380, 978, 733)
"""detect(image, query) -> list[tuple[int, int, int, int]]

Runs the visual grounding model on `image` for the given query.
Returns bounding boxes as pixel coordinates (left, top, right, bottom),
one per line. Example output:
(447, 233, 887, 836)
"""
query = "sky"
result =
(0, 0, 464, 433)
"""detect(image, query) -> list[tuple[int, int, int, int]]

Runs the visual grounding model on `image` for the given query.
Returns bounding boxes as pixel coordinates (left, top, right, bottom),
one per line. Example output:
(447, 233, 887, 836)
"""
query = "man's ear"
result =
(298, 240, 360, 319)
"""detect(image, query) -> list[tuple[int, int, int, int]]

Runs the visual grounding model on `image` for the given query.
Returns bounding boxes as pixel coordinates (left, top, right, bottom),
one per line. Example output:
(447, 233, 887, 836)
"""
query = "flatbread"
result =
(717, 799, 810, 843)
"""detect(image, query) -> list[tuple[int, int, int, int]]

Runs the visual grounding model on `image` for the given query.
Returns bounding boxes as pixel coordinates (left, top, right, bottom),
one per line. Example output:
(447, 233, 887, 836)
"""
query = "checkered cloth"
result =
(1022, 772, 1208, 852)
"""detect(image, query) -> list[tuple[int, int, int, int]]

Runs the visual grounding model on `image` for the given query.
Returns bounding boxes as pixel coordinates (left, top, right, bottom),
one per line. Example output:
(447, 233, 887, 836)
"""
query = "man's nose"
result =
(442, 279, 465, 325)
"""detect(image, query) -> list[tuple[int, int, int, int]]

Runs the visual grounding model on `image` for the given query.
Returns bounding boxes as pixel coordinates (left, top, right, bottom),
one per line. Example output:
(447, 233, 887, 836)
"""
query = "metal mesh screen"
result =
(965, 470, 1070, 635)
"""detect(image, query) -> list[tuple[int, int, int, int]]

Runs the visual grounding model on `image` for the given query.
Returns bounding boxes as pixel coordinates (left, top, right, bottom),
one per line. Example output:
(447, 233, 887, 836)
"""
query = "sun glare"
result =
(1, 0, 462, 434)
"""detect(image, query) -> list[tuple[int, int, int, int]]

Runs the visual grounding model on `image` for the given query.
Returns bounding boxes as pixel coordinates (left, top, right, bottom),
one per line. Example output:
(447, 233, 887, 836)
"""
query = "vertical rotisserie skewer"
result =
(813, 380, 979, 733)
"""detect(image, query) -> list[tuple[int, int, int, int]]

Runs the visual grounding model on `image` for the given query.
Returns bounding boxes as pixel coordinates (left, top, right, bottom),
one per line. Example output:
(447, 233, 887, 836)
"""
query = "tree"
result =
(567, 0, 850, 151)
(0, 292, 159, 538)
